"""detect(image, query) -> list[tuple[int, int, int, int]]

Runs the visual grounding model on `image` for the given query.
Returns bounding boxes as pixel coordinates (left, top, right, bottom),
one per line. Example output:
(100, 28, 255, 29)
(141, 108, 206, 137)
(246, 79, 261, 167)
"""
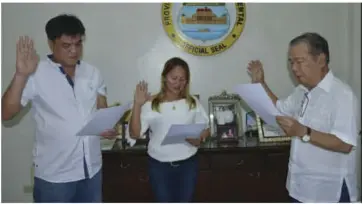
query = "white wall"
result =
(349, 4, 362, 198)
(1, 3, 360, 202)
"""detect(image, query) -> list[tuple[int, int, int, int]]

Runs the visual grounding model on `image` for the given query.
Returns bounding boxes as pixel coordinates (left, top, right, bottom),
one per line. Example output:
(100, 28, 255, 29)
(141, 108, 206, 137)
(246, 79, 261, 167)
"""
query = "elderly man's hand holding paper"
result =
(275, 116, 308, 137)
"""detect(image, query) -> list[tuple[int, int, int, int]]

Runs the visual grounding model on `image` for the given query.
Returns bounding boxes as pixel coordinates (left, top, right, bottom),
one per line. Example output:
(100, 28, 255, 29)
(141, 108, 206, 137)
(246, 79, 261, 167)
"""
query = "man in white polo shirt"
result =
(247, 32, 359, 202)
(1, 14, 117, 202)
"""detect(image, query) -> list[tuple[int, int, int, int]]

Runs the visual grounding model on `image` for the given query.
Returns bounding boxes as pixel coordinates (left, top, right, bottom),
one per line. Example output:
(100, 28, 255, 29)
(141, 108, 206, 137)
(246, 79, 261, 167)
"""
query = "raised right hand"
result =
(134, 81, 151, 106)
(15, 36, 39, 77)
(247, 60, 265, 84)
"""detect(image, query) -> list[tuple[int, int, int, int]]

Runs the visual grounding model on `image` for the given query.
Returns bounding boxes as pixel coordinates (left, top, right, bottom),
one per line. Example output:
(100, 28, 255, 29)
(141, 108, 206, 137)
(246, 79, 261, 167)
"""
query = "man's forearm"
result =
(2, 74, 28, 120)
(260, 82, 278, 105)
(309, 128, 353, 153)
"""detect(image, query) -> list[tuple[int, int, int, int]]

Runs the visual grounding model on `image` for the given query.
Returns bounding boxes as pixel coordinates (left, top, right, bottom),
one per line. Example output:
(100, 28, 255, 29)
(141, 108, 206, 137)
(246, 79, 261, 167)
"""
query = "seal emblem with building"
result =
(161, 3, 246, 56)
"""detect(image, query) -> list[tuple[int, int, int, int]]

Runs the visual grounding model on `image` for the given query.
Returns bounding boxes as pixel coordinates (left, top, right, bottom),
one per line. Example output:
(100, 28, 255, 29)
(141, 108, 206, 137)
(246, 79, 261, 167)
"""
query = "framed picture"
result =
(208, 91, 243, 143)
(255, 115, 291, 142)
(245, 111, 258, 131)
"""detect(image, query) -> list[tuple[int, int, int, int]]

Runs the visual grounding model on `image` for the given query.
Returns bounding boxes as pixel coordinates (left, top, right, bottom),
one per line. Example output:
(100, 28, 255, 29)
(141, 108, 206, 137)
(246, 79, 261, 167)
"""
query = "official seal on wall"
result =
(161, 3, 246, 56)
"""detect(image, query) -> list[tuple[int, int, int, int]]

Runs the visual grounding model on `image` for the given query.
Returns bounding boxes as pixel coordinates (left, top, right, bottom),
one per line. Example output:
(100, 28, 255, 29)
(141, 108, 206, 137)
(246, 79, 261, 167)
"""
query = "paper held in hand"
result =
(76, 102, 132, 136)
(233, 83, 282, 127)
(161, 123, 207, 145)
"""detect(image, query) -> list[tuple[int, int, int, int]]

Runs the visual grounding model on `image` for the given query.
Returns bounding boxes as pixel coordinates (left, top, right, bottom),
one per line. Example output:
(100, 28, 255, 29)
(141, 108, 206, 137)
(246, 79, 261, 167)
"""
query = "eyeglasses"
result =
(299, 92, 309, 117)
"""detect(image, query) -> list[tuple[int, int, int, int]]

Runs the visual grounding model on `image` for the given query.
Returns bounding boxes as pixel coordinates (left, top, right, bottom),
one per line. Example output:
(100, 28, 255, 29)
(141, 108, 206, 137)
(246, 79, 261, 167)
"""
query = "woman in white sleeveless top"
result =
(128, 57, 210, 202)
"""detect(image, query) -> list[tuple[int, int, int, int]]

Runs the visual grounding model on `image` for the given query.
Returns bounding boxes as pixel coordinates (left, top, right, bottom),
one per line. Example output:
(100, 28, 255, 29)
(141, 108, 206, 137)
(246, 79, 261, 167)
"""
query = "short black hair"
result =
(290, 32, 330, 64)
(45, 14, 85, 41)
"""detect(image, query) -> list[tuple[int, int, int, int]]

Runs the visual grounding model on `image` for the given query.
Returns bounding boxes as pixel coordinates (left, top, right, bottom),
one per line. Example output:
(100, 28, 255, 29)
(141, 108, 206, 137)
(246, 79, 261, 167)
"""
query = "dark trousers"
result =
(148, 154, 198, 202)
(290, 180, 350, 203)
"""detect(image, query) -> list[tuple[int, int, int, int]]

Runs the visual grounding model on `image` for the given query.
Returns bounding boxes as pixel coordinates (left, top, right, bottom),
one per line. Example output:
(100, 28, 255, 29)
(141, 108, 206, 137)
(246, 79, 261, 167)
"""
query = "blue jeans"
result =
(33, 169, 102, 203)
(148, 154, 198, 202)
(290, 180, 350, 203)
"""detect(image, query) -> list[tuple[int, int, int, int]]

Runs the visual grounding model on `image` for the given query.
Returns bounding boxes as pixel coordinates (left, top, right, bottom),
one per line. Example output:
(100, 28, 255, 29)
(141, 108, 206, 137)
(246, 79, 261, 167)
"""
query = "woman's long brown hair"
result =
(151, 57, 196, 112)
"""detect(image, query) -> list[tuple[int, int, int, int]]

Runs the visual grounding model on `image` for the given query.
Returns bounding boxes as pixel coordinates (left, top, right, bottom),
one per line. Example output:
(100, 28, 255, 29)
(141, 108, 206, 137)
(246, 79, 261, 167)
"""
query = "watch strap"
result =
(306, 126, 311, 135)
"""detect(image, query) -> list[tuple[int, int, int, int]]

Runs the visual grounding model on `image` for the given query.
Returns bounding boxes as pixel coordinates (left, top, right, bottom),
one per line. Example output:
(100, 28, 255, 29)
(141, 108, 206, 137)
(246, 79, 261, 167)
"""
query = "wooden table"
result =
(102, 137, 291, 202)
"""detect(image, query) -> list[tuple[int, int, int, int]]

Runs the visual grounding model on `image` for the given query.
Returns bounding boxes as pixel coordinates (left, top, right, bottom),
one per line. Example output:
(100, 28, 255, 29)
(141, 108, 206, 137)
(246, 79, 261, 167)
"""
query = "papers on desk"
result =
(76, 102, 132, 136)
(234, 83, 282, 127)
(161, 123, 207, 146)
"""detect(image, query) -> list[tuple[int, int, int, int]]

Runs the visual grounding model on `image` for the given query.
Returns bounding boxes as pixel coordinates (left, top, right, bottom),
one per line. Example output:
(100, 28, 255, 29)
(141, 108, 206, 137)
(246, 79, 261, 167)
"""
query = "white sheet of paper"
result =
(76, 102, 132, 136)
(234, 83, 282, 127)
(161, 123, 207, 145)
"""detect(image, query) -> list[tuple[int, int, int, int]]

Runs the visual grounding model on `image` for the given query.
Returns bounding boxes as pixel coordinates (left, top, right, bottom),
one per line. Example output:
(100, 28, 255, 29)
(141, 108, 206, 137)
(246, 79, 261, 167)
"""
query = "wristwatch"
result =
(302, 126, 311, 142)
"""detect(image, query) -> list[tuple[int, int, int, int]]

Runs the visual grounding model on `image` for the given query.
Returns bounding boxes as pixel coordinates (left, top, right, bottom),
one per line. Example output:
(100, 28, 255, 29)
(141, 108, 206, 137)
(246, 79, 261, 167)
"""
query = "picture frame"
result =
(245, 111, 258, 131)
(255, 115, 291, 142)
(208, 91, 243, 143)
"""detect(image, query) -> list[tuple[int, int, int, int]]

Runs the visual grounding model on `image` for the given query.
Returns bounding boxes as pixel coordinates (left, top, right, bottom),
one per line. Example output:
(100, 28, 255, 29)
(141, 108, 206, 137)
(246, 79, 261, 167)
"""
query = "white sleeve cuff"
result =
(97, 86, 107, 96)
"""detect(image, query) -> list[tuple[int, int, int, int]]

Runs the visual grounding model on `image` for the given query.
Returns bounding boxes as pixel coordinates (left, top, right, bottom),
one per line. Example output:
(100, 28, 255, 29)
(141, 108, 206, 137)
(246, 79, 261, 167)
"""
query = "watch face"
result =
(302, 135, 310, 142)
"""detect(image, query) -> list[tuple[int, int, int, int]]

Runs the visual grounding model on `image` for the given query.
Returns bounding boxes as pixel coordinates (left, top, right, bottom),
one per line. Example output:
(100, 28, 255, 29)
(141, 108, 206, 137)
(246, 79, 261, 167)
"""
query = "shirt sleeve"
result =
(20, 76, 36, 106)
(276, 87, 303, 117)
(95, 68, 107, 96)
(330, 92, 359, 146)
(193, 96, 210, 128)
